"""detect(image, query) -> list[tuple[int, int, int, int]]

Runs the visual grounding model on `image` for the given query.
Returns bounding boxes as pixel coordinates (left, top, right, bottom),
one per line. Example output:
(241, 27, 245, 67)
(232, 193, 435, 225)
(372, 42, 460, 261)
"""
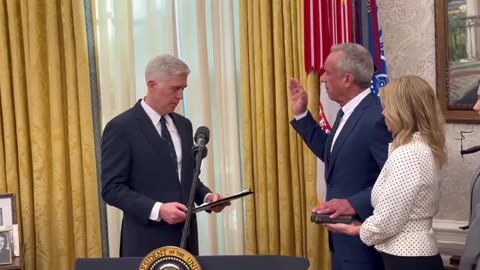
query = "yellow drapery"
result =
(0, 1, 102, 269)
(240, 1, 330, 269)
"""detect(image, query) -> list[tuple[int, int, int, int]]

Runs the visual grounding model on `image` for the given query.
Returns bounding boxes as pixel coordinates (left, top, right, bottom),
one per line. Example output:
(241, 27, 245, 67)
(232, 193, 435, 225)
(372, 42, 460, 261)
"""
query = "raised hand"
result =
(289, 78, 309, 116)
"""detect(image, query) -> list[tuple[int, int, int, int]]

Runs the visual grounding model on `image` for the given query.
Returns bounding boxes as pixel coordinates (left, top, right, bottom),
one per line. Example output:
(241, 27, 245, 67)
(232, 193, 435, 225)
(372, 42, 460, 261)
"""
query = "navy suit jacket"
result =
(291, 93, 391, 270)
(101, 101, 211, 257)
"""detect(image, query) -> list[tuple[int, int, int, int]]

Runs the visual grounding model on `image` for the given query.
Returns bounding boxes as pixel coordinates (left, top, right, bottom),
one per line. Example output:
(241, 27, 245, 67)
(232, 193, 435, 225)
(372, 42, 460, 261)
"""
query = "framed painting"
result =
(435, 0, 480, 122)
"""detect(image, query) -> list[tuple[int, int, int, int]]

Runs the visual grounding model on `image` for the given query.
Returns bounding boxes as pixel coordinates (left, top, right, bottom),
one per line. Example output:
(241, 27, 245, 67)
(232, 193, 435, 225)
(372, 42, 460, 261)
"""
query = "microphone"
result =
(193, 127, 209, 159)
(461, 145, 480, 156)
(180, 126, 210, 249)
(194, 126, 210, 146)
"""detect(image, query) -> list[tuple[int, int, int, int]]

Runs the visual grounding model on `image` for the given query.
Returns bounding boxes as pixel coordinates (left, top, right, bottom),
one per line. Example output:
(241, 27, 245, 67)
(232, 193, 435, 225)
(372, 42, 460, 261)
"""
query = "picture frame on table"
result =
(0, 208, 3, 226)
(0, 229, 12, 265)
(435, 0, 480, 122)
(0, 194, 19, 257)
(0, 194, 16, 226)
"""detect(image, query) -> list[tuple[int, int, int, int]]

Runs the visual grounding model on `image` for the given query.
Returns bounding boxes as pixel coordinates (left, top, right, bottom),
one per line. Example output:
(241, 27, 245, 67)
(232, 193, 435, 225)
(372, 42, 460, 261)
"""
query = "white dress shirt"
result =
(141, 100, 210, 221)
(330, 88, 370, 150)
(141, 100, 183, 221)
(295, 88, 370, 151)
(360, 132, 441, 256)
(141, 100, 183, 180)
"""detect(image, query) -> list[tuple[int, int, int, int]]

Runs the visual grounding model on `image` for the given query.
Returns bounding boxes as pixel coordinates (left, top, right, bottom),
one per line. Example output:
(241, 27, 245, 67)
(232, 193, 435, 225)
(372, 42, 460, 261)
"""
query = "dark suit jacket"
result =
(101, 101, 211, 257)
(291, 93, 391, 270)
(460, 165, 480, 270)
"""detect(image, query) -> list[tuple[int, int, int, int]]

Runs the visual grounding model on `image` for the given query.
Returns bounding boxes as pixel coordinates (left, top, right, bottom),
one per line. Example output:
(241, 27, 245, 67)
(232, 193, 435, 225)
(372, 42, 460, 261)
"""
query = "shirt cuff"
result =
(149, 202, 163, 221)
(204, 193, 212, 204)
(294, 110, 308, 120)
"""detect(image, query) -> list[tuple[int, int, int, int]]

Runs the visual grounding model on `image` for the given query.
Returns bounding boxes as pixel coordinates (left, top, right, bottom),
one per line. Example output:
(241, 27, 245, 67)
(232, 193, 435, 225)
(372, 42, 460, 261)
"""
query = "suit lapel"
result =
(170, 113, 190, 190)
(133, 101, 168, 160)
(326, 94, 375, 179)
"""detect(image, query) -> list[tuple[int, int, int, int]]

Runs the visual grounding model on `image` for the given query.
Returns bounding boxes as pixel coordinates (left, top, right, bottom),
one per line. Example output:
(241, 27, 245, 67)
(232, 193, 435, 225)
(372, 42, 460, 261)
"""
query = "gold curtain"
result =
(240, 0, 330, 269)
(0, 1, 102, 270)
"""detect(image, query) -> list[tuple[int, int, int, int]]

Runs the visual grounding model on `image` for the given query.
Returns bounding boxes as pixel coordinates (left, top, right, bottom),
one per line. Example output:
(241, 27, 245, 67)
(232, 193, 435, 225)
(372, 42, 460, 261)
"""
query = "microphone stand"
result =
(180, 145, 207, 249)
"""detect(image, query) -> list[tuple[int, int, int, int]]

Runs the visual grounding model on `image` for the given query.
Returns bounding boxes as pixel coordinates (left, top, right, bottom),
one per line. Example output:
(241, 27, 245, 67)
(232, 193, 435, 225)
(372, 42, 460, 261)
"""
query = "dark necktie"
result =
(160, 117, 178, 175)
(325, 109, 344, 159)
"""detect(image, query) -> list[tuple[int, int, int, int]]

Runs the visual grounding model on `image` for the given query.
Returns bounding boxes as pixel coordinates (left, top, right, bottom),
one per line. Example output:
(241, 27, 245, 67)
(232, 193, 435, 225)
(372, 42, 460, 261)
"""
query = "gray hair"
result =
(331, 43, 374, 89)
(145, 54, 190, 85)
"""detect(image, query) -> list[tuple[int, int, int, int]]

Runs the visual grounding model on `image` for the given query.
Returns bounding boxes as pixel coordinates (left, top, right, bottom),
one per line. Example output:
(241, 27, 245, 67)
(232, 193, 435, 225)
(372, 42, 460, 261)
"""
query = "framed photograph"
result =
(0, 194, 19, 257)
(0, 229, 12, 265)
(435, 0, 480, 122)
(0, 194, 17, 226)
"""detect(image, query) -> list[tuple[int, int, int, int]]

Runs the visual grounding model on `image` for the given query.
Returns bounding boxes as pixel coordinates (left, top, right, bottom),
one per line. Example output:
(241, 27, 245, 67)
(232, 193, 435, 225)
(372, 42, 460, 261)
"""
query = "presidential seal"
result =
(139, 246, 201, 270)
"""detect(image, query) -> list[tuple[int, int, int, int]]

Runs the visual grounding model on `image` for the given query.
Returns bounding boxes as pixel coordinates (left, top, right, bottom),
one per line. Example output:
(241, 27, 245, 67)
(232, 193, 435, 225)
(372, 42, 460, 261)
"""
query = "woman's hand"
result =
(324, 220, 362, 236)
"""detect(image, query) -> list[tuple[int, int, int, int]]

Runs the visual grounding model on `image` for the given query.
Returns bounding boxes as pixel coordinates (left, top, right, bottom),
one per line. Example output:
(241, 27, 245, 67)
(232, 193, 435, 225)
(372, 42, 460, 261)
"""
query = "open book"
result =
(192, 188, 254, 213)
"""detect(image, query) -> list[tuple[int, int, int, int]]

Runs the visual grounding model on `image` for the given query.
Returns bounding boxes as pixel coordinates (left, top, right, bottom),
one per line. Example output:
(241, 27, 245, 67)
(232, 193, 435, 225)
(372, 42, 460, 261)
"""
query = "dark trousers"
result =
(381, 252, 444, 270)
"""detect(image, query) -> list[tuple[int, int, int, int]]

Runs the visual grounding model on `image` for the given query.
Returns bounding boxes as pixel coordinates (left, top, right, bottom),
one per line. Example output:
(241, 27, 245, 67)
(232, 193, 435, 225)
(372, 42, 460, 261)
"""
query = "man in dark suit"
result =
(460, 88, 480, 270)
(101, 54, 229, 257)
(289, 43, 391, 270)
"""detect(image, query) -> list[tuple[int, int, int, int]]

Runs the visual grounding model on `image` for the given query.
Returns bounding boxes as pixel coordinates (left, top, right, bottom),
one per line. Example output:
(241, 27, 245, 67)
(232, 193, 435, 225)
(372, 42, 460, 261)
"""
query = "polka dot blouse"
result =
(360, 132, 441, 256)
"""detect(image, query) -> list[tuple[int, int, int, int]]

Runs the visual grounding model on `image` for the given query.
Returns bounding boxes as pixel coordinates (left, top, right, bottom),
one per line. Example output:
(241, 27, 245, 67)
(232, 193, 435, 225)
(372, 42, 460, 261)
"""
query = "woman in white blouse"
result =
(325, 75, 447, 270)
